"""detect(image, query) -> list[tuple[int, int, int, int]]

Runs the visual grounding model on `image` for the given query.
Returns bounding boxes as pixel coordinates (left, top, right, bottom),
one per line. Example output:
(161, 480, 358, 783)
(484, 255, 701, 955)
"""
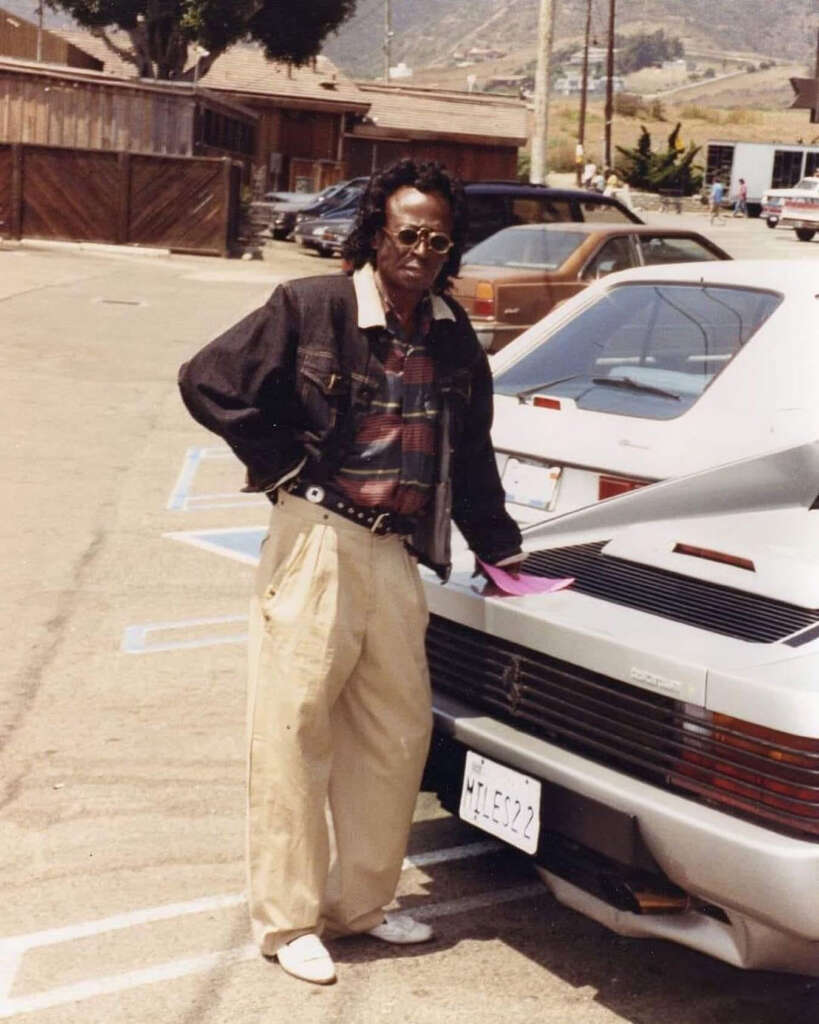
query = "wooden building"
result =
(0, 58, 256, 162)
(0, 7, 102, 70)
(193, 47, 370, 193)
(346, 83, 527, 181)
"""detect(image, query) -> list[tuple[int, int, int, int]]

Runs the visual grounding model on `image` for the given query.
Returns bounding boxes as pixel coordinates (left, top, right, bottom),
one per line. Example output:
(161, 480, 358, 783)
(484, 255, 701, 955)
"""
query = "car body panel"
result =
(779, 193, 819, 234)
(422, 442, 819, 972)
(293, 214, 354, 255)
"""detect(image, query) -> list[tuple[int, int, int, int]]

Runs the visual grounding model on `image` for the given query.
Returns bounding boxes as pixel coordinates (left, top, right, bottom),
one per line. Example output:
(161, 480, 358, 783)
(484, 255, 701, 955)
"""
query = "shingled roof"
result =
(196, 46, 368, 113)
(51, 28, 136, 78)
(49, 34, 369, 115)
(351, 83, 528, 148)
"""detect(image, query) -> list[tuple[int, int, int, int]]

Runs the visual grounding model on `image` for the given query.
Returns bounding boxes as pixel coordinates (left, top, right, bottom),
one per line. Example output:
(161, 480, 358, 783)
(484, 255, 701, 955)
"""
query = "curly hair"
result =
(341, 159, 468, 293)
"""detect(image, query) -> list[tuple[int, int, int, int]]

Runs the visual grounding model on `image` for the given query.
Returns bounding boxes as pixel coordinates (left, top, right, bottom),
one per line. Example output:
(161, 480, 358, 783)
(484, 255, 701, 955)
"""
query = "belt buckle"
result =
(370, 512, 390, 534)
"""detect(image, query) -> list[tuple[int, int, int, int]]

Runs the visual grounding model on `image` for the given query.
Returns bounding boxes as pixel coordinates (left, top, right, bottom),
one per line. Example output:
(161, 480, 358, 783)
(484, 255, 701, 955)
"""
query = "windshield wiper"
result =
(591, 375, 680, 400)
(515, 374, 588, 401)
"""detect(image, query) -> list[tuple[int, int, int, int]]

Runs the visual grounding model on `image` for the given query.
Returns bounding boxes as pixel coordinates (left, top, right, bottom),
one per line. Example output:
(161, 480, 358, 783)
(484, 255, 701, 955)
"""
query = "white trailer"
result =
(705, 140, 819, 215)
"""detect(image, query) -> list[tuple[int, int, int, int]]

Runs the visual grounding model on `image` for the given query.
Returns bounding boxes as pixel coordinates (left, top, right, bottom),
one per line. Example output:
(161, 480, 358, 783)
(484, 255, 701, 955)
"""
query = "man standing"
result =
(710, 178, 725, 224)
(178, 160, 523, 985)
(732, 177, 748, 217)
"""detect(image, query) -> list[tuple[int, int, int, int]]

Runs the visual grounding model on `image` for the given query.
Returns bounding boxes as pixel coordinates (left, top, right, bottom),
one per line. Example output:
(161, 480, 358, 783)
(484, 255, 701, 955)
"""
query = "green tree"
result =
(46, 0, 358, 79)
(616, 123, 703, 195)
(616, 30, 684, 75)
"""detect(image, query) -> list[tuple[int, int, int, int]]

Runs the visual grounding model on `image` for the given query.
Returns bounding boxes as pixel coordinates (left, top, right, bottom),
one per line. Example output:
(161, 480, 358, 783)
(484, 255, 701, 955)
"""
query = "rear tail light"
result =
(598, 474, 649, 500)
(671, 708, 819, 836)
(474, 281, 495, 318)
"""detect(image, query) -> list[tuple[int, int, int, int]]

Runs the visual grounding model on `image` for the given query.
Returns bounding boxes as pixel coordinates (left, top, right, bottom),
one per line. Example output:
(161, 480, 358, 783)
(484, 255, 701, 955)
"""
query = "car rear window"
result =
(462, 227, 586, 269)
(494, 283, 782, 420)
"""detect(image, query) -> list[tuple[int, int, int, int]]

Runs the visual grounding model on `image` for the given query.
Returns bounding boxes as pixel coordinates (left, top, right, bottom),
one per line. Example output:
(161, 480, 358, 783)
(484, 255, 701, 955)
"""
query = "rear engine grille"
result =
(426, 614, 819, 840)
(522, 541, 819, 644)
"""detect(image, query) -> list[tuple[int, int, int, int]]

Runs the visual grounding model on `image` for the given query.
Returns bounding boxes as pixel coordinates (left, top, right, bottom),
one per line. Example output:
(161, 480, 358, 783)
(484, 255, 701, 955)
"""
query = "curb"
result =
(13, 239, 172, 258)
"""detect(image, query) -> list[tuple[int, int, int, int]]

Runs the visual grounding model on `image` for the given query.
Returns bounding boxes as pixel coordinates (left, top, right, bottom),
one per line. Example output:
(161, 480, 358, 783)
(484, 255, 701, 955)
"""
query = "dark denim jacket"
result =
(178, 273, 521, 578)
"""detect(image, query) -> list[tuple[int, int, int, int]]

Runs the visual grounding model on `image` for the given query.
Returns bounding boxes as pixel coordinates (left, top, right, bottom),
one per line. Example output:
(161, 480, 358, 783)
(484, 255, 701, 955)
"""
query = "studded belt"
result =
(283, 479, 417, 536)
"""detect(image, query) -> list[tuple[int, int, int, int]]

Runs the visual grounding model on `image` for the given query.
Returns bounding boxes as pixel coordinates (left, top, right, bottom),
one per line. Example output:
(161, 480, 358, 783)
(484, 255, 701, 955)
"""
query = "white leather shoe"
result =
(276, 934, 336, 984)
(366, 913, 434, 944)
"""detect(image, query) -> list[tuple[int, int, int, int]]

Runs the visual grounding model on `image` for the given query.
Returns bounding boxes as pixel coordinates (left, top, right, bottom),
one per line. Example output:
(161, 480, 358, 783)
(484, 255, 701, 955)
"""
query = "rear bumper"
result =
(427, 690, 819, 973)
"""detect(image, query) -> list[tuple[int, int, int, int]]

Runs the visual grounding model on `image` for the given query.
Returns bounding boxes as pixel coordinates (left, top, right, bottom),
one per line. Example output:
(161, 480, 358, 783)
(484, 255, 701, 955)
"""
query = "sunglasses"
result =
(384, 225, 454, 255)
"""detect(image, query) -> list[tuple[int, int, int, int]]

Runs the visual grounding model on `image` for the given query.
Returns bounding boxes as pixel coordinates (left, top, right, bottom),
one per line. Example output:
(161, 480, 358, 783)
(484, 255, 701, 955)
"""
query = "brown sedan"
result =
(453, 223, 731, 353)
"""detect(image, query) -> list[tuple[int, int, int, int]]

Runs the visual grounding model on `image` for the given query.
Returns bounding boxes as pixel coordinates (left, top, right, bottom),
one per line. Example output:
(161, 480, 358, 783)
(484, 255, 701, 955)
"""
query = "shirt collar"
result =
(352, 263, 455, 330)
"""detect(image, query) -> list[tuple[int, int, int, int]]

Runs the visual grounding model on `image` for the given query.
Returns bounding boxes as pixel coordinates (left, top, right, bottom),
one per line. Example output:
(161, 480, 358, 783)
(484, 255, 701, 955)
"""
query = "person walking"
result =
(709, 178, 726, 224)
(177, 160, 523, 986)
(732, 177, 748, 217)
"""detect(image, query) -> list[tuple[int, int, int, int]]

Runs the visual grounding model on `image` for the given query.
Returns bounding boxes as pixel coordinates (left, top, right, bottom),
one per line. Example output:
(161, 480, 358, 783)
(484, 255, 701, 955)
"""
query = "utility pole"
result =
(577, 0, 592, 184)
(530, 0, 556, 184)
(36, 1, 43, 62)
(603, 0, 615, 169)
(383, 0, 392, 84)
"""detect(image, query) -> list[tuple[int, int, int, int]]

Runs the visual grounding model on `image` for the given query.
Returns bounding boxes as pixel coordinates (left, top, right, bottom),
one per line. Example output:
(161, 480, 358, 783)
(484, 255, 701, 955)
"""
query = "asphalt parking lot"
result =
(1, 216, 818, 1023)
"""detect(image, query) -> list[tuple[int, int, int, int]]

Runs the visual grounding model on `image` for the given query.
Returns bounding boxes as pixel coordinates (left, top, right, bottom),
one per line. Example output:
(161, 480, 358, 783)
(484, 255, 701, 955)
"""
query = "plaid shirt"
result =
(332, 280, 440, 517)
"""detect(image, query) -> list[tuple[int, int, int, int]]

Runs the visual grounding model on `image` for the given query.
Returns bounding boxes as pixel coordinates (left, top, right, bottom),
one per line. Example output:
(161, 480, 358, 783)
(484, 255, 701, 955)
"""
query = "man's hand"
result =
(473, 551, 527, 579)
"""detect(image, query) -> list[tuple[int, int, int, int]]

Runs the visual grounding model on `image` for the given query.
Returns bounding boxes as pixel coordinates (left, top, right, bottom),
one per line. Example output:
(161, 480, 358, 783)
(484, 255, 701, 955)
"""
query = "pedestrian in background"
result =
(178, 160, 523, 986)
(732, 177, 748, 217)
(710, 178, 725, 224)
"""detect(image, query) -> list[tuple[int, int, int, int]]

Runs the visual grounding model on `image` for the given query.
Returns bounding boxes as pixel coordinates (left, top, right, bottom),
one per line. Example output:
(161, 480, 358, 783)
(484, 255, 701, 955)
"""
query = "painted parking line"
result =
(0, 883, 544, 1019)
(0, 840, 508, 1016)
(121, 615, 249, 654)
(167, 446, 267, 512)
(163, 526, 266, 567)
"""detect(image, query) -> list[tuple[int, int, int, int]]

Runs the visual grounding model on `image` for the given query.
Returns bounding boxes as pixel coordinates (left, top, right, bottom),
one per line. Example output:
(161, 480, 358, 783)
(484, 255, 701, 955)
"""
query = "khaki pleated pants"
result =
(246, 489, 432, 955)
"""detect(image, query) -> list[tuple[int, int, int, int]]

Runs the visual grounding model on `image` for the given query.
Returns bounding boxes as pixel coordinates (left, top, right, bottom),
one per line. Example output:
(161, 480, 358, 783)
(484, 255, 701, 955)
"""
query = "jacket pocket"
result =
(297, 352, 349, 439)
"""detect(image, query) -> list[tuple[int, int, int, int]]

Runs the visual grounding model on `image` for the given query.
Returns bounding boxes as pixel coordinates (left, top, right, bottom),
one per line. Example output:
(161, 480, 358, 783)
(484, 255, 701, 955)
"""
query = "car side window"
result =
(639, 235, 722, 265)
(465, 195, 509, 247)
(511, 198, 573, 224)
(582, 236, 636, 280)
(576, 200, 634, 223)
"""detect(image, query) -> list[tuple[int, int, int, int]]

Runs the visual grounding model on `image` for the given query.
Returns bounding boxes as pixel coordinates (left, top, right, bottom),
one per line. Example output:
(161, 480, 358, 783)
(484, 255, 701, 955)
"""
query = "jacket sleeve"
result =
(451, 345, 522, 564)
(177, 284, 306, 489)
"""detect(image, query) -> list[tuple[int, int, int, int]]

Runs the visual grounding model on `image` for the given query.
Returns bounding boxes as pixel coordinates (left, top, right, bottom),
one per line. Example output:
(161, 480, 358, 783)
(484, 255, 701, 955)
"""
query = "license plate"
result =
(459, 750, 541, 854)
(503, 457, 561, 510)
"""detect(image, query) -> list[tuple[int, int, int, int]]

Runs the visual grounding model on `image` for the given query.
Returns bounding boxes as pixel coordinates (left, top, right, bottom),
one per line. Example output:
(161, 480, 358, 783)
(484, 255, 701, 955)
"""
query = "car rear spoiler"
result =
(522, 439, 819, 543)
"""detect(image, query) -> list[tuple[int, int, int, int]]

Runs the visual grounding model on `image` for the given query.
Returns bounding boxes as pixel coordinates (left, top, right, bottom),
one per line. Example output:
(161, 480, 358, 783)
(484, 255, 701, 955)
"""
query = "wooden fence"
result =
(0, 142, 241, 256)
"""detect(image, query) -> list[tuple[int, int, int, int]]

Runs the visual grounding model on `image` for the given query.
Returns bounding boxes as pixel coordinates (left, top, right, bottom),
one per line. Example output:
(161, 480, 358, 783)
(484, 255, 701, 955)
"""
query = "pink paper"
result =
(477, 559, 575, 597)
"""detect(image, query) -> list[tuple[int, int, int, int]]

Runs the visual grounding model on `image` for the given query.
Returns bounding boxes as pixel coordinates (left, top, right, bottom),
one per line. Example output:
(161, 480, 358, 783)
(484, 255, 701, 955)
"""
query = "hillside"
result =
(324, 0, 817, 80)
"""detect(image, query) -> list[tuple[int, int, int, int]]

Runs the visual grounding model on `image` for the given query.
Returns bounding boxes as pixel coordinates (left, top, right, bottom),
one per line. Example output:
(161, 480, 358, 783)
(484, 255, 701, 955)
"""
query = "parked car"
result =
(487, 260, 819, 526)
(760, 175, 819, 228)
(422, 439, 819, 974)
(252, 184, 342, 235)
(272, 178, 368, 239)
(462, 181, 643, 249)
(779, 192, 819, 242)
(293, 212, 355, 256)
(453, 223, 729, 353)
